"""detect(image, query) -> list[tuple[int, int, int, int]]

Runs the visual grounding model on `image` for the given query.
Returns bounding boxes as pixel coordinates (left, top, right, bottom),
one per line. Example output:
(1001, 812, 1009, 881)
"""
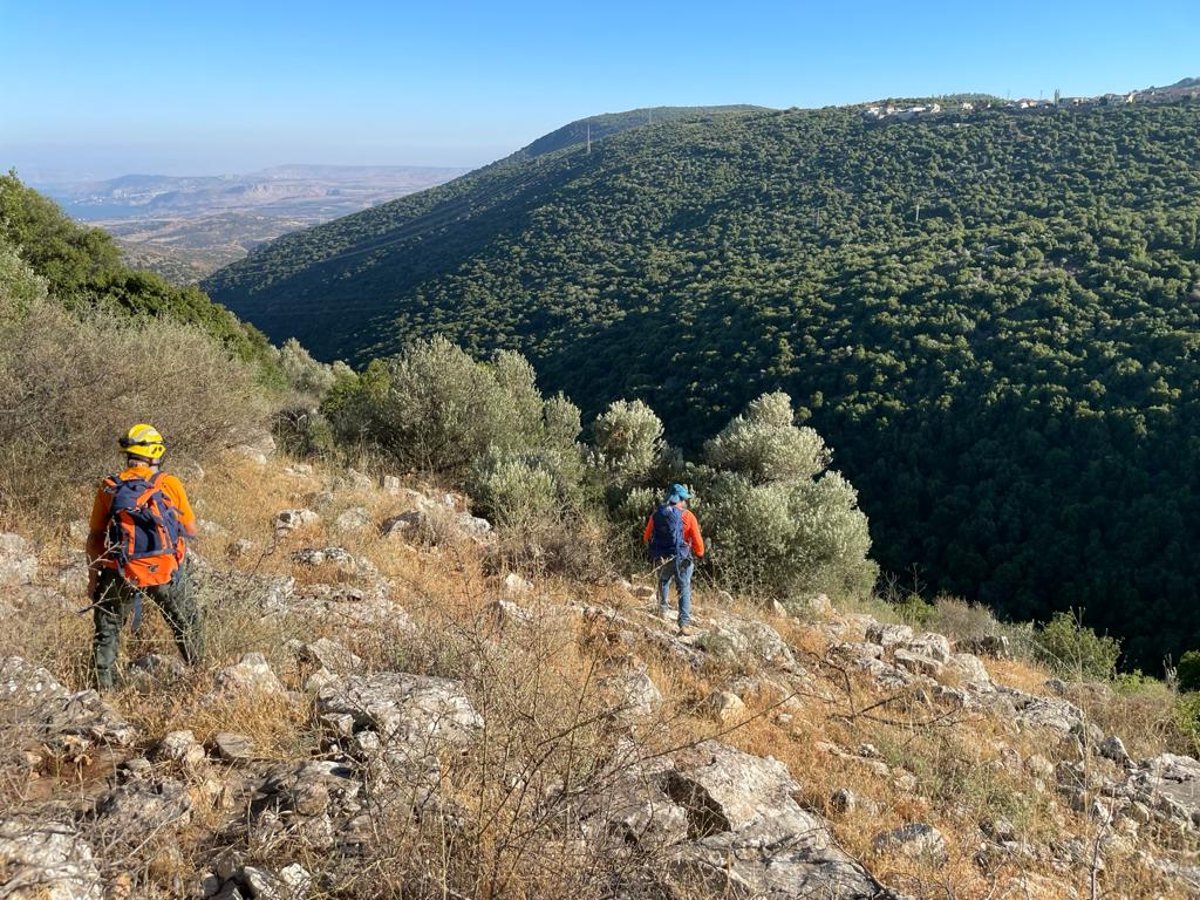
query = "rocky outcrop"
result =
(0, 818, 103, 899)
(1, 656, 136, 754)
(292, 546, 378, 579)
(315, 672, 482, 753)
(272, 509, 319, 533)
(872, 822, 948, 866)
(212, 653, 287, 698)
(584, 741, 887, 898)
(0, 532, 37, 586)
(92, 777, 192, 845)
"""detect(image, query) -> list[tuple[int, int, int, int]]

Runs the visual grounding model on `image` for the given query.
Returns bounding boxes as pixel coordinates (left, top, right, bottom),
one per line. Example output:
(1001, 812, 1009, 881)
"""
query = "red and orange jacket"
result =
(642, 506, 705, 558)
(86, 464, 197, 567)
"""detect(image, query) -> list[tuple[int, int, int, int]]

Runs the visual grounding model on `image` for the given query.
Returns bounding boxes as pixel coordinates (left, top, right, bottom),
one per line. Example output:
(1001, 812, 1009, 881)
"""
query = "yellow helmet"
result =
(119, 423, 166, 460)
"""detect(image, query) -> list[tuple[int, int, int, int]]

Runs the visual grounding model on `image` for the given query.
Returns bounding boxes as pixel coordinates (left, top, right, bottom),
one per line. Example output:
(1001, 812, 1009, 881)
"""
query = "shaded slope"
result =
(202, 105, 768, 358)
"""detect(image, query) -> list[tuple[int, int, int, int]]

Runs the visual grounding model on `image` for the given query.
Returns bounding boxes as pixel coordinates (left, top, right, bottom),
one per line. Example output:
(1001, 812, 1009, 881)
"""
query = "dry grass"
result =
(3, 451, 1198, 898)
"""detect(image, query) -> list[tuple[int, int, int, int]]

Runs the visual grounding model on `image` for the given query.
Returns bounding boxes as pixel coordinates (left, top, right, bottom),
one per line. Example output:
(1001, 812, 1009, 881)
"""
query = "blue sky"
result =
(2, 0, 1196, 179)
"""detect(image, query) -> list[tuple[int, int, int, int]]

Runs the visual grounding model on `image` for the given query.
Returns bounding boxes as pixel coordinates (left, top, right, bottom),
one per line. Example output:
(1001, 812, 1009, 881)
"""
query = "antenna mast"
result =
(587, 123, 592, 154)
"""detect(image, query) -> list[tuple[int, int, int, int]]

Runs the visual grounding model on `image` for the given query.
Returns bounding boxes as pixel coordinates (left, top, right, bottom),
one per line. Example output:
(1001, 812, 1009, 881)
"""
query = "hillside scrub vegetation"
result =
(0, 175, 292, 523)
(317, 338, 875, 600)
(205, 100, 1200, 669)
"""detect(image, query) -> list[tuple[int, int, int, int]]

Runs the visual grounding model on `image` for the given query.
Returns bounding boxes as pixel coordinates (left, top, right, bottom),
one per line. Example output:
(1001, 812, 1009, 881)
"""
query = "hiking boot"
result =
(677, 624, 695, 637)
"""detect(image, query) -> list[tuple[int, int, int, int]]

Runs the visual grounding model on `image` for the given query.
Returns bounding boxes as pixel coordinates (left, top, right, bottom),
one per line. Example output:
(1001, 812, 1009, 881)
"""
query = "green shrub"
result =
(1177, 650, 1200, 692)
(703, 391, 831, 485)
(0, 239, 48, 316)
(471, 447, 609, 579)
(278, 337, 336, 398)
(590, 399, 664, 483)
(700, 392, 876, 599)
(324, 337, 580, 480)
(1033, 610, 1121, 679)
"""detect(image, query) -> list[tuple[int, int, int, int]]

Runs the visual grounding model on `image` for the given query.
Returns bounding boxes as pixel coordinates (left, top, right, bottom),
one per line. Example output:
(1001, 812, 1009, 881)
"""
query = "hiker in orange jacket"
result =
(643, 483, 704, 636)
(86, 424, 202, 689)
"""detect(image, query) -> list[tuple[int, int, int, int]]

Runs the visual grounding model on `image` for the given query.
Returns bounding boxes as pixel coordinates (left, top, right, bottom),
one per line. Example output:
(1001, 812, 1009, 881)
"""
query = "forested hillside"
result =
(205, 101, 1200, 667)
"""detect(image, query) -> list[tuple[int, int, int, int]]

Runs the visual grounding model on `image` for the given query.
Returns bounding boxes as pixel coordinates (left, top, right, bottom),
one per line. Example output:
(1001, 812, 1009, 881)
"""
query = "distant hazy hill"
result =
(205, 99, 1200, 667)
(35, 165, 468, 282)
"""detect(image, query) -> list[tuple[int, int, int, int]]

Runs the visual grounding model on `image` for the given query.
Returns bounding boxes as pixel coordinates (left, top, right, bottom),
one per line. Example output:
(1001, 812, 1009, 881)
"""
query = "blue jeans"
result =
(657, 556, 694, 626)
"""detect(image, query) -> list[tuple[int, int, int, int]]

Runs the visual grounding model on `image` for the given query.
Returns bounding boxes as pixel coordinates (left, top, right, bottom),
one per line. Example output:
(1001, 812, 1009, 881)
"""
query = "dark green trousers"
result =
(92, 565, 203, 689)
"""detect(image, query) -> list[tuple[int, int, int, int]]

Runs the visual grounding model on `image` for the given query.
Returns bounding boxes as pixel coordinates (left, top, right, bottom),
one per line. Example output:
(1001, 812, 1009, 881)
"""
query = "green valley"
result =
(204, 100, 1200, 668)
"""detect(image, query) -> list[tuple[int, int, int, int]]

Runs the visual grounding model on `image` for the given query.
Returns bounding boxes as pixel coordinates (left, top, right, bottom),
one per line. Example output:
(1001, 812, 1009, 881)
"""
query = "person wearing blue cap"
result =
(642, 483, 705, 636)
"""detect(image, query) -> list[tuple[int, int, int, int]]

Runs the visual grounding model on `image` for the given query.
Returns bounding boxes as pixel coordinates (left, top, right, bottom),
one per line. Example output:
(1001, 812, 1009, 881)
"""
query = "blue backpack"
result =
(649, 503, 690, 562)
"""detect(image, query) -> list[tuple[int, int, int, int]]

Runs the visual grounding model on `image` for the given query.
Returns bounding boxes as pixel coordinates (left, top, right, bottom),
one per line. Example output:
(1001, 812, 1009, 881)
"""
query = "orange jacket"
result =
(643, 505, 705, 558)
(86, 464, 197, 566)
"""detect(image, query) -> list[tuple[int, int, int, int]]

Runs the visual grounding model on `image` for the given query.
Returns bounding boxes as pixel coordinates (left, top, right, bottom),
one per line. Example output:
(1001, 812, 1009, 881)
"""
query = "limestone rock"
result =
(235, 430, 276, 458)
(664, 742, 882, 897)
(1120, 753, 1200, 829)
(244, 762, 356, 851)
(981, 816, 1017, 842)
(502, 572, 533, 596)
(233, 864, 310, 900)
(947, 652, 991, 684)
(893, 648, 944, 678)
(315, 672, 483, 753)
(0, 818, 103, 899)
(213, 653, 286, 697)
(455, 512, 493, 538)
(962, 634, 1013, 659)
(0, 656, 136, 749)
(273, 508, 319, 533)
(94, 778, 192, 842)
(292, 546, 376, 578)
(1006, 688, 1085, 737)
(1099, 734, 1133, 767)
(902, 632, 952, 663)
(872, 822, 948, 866)
(333, 507, 372, 531)
(227, 538, 255, 560)
(788, 592, 833, 619)
(157, 730, 206, 767)
(830, 788, 858, 814)
(214, 732, 255, 761)
(0, 532, 37, 586)
(380, 474, 402, 494)
(380, 510, 424, 538)
(337, 468, 374, 492)
(605, 672, 663, 722)
(231, 447, 268, 465)
(706, 690, 747, 724)
(278, 864, 313, 897)
(865, 621, 914, 647)
(292, 637, 363, 674)
(130, 653, 188, 681)
(491, 598, 534, 628)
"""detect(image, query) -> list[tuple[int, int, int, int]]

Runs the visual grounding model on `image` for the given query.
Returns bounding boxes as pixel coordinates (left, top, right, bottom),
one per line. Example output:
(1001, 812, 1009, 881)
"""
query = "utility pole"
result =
(915, 201, 921, 224)
(587, 123, 592, 154)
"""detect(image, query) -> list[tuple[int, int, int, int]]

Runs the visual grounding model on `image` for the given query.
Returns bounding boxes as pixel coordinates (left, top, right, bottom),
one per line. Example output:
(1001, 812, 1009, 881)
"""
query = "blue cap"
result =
(667, 483, 691, 502)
